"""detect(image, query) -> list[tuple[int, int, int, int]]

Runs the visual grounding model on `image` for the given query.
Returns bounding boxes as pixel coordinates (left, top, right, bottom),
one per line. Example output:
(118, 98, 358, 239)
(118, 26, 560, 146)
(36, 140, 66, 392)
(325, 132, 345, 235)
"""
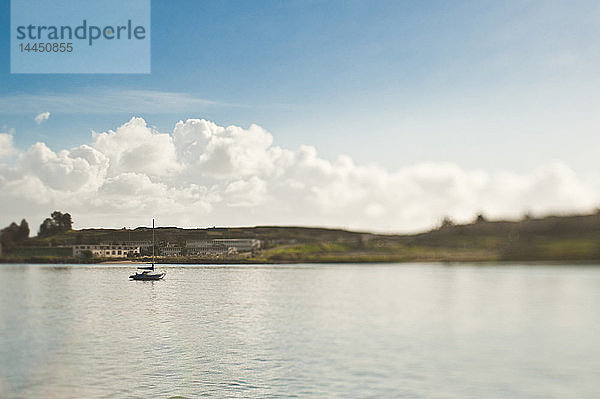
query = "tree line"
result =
(38, 211, 73, 237)
(1, 211, 73, 252)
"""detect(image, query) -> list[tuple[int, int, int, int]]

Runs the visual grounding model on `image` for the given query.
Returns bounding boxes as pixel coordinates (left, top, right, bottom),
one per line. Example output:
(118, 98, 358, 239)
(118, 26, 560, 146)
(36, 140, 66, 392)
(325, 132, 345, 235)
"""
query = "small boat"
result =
(129, 218, 165, 281)
(129, 269, 165, 280)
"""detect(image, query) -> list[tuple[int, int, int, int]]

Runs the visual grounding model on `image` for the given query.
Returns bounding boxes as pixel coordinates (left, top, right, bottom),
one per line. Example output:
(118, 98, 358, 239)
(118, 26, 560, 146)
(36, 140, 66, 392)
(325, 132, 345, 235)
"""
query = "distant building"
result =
(104, 240, 152, 249)
(160, 245, 182, 257)
(73, 244, 140, 258)
(186, 239, 260, 255)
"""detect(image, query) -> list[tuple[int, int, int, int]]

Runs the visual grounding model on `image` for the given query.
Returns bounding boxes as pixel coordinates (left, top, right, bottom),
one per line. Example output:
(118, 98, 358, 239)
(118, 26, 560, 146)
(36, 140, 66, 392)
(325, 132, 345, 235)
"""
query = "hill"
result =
(2, 211, 600, 263)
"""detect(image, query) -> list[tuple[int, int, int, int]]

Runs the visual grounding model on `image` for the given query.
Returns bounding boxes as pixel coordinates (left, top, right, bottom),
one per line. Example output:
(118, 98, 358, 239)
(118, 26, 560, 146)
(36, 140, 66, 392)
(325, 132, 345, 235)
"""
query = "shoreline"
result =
(1, 257, 599, 265)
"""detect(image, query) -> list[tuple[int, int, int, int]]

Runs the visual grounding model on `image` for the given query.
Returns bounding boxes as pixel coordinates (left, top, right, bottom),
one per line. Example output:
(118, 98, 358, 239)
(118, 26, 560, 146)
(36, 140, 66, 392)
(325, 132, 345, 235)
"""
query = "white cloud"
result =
(17, 143, 108, 192)
(224, 177, 268, 207)
(34, 111, 51, 124)
(92, 117, 181, 177)
(1, 117, 598, 232)
(0, 133, 16, 159)
(172, 119, 280, 178)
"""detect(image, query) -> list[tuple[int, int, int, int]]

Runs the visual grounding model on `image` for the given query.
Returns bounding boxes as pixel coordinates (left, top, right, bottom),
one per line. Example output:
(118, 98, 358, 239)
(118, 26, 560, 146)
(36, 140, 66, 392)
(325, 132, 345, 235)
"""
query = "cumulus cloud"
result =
(0, 133, 16, 159)
(172, 119, 280, 177)
(1, 117, 598, 232)
(93, 117, 181, 177)
(34, 111, 51, 124)
(17, 143, 108, 192)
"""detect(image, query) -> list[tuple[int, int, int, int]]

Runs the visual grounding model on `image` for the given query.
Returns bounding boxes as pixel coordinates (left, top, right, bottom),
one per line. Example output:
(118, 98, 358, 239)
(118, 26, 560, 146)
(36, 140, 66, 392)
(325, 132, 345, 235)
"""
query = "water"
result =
(0, 263, 599, 398)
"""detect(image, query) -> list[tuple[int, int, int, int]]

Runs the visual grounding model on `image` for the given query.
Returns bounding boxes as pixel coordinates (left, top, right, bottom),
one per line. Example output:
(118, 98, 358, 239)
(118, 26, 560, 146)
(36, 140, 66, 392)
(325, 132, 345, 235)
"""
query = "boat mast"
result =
(152, 218, 155, 267)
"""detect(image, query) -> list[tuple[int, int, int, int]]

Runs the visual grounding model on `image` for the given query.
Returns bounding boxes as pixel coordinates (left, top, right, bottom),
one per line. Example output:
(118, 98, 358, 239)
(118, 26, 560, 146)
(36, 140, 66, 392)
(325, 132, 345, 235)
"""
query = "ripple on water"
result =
(1, 263, 600, 398)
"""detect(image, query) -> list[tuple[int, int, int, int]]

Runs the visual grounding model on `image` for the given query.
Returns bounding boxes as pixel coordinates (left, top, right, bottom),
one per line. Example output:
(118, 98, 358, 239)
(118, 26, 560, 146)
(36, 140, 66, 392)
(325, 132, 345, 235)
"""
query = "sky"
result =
(1, 0, 600, 232)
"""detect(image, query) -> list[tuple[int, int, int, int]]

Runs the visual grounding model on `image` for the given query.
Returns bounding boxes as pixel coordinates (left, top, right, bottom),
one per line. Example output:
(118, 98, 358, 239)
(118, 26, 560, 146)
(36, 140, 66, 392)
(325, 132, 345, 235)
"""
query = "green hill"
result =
(2, 211, 600, 263)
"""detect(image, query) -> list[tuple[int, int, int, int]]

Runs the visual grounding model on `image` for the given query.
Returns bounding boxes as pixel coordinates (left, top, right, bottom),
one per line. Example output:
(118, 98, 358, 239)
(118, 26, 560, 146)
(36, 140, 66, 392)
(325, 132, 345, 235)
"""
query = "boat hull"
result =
(129, 272, 165, 281)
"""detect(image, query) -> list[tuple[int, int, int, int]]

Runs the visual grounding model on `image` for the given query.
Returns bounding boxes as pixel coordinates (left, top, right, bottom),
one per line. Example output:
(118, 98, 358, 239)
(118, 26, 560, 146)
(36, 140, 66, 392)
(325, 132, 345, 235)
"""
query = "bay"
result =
(0, 263, 599, 398)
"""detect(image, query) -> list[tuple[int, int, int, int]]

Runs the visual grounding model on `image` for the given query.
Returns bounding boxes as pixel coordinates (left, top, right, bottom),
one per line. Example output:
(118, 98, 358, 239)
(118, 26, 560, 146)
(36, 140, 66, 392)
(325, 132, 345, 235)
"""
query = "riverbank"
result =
(2, 254, 600, 265)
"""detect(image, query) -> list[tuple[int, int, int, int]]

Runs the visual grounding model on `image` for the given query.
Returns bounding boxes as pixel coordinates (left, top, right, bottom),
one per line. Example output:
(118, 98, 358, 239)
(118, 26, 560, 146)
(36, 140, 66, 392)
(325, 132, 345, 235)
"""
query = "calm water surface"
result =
(0, 263, 599, 398)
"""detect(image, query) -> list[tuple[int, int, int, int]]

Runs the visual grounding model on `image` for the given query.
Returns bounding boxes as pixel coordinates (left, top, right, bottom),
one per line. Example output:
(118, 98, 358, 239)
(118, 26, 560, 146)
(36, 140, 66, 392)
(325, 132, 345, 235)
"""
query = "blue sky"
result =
(1, 0, 598, 172)
(1, 1, 600, 230)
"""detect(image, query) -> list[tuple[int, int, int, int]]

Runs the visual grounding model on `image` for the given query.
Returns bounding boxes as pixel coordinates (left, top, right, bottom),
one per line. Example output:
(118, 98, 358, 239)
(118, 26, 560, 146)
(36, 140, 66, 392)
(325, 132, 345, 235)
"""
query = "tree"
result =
(0, 218, 30, 251)
(80, 250, 94, 259)
(17, 219, 29, 241)
(52, 211, 72, 230)
(38, 211, 73, 237)
(440, 216, 455, 229)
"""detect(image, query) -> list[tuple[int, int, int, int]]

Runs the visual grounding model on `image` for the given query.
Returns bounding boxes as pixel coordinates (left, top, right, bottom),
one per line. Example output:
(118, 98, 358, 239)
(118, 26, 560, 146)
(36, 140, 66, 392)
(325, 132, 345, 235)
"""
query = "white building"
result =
(186, 239, 260, 255)
(73, 244, 140, 258)
(113, 240, 152, 249)
(161, 246, 182, 257)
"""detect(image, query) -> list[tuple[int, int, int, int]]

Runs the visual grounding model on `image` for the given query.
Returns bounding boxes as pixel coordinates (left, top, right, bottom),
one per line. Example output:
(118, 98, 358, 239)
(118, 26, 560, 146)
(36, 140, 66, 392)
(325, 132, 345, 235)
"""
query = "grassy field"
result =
(9, 247, 73, 258)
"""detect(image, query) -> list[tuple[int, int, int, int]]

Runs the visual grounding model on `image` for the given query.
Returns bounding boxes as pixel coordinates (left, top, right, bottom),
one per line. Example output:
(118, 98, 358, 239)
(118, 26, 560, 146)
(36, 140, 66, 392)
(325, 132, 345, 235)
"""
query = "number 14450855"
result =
(19, 42, 73, 52)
